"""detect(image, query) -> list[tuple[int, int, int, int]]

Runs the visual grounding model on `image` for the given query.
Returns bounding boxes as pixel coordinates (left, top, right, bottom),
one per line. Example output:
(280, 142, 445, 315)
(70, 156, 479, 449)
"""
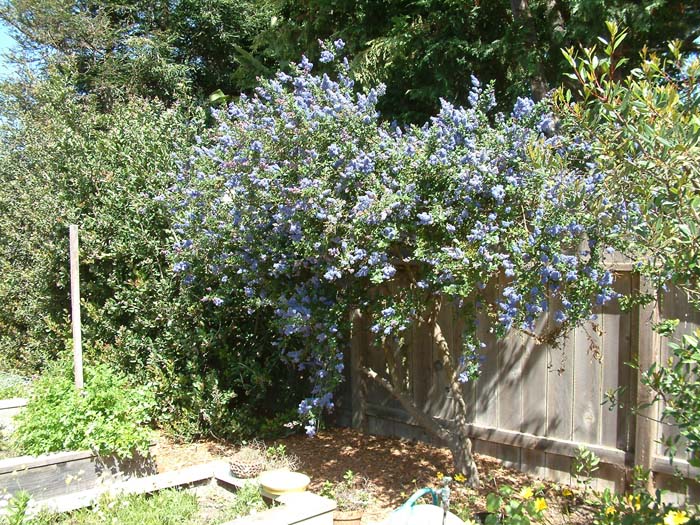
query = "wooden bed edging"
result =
(0, 445, 157, 502)
(0, 398, 28, 411)
(3, 460, 336, 525)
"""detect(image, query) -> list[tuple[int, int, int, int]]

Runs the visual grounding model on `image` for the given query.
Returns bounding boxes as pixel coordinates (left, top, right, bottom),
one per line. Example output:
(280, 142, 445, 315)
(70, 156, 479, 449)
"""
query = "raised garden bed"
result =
(0, 446, 157, 502)
(1, 460, 336, 525)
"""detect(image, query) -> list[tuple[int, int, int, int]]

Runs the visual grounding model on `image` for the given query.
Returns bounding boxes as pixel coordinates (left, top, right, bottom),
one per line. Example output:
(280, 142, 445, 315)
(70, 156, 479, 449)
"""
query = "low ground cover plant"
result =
(12, 362, 155, 458)
(0, 372, 32, 400)
(1, 484, 266, 525)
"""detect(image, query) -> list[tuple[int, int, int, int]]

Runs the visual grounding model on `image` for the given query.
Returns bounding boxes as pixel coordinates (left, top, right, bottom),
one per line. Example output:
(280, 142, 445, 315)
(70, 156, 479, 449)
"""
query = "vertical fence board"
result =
(601, 300, 622, 451)
(547, 323, 575, 486)
(634, 276, 661, 492)
(573, 318, 602, 446)
(521, 316, 549, 478)
(498, 330, 523, 468)
(474, 286, 499, 428)
(657, 286, 700, 462)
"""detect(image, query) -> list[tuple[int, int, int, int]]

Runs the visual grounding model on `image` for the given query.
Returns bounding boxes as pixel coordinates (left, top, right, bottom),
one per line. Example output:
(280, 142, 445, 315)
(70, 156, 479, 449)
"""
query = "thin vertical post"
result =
(634, 275, 660, 492)
(69, 225, 84, 390)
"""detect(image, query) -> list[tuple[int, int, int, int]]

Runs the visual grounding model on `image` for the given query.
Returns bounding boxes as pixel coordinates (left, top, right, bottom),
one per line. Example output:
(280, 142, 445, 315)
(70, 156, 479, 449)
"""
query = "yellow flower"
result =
(664, 510, 690, 525)
(605, 506, 617, 516)
(436, 471, 444, 480)
(625, 494, 641, 511)
(454, 473, 466, 483)
(561, 487, 573, 497)
(534, 497, 547, 512)
(519, 487, 534, 500)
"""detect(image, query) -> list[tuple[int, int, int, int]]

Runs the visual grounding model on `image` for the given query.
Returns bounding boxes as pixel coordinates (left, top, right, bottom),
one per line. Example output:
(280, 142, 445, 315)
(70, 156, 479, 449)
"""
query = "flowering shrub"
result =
(172, 40, 633, 482)
(477, 485, 548, 525)
(592, 469, 698, 525)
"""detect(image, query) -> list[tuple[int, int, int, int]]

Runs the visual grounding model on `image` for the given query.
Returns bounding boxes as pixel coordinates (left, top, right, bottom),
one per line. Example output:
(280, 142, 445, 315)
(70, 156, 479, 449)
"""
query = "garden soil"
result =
(152, 427, 594, 524)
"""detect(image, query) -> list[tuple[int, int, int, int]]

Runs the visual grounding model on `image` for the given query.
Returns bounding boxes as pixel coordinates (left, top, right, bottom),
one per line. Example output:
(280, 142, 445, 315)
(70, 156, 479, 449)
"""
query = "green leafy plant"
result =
(216, 483, 267, 522)
(0, 491, 31, 525)
(0, 373, 32, 400)
(28, 489, 200, 525)
(643, 330, 700, 469)
(0, 70, 305, 442)
(264, 444, 300, 471)
(557, 21, 700, 306)
(571, 446, 600, 500)
(480, 485, 549, 525)
(320, 470, 375, 512)
(591, 468, 699, 525)
(12, 362, 155, 458)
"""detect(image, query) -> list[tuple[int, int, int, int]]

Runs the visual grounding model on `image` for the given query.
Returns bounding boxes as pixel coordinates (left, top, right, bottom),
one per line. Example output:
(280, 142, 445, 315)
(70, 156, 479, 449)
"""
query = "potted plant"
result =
(321, 470, 375, 525)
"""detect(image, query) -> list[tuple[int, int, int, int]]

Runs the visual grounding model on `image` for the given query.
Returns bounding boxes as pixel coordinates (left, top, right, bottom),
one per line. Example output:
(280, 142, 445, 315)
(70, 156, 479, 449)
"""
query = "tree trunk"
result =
(363, 365, 481, 487)
(446, 417, 480, 487)
(510, 0, 559, 101)
(359, 297, 482, 487)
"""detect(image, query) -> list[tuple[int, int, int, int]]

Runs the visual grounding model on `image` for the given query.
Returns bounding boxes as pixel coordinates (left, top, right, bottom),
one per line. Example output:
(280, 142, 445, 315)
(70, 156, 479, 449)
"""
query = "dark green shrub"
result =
(0, 73, 305, 441)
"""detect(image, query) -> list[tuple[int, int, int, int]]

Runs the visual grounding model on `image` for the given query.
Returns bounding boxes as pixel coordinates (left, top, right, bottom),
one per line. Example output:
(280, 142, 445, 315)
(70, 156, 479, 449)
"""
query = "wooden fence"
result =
(338, 264, 700, 503)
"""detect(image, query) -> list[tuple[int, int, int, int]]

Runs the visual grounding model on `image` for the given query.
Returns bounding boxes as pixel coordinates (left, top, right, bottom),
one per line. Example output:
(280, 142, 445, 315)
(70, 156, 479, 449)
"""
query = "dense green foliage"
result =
(261, 1, 699, 121)
(592, 468, 699, 524)
(556, 24, 700, 474)
(644, 330, 700, 469)
(2, 1, 698, 121)
(0, 73, 305, 440)
(31, 490, 198, 525)
(13, 362, 155, 457)
(0, 372, 31, 399)
(557, 23, 700, 302)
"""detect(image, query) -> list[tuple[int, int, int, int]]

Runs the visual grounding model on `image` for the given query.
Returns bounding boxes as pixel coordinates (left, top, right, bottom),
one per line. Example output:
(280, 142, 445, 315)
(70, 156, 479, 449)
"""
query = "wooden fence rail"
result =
(339, 266, 700, 503)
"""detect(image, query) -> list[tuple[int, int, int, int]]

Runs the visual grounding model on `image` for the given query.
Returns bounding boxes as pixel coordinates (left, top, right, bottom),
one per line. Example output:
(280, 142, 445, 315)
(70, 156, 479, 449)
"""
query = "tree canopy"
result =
(2, 1, 698, 120)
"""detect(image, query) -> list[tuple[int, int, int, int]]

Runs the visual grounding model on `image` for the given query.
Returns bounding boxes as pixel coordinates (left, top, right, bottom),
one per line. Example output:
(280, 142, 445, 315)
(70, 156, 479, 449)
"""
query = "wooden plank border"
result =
(0, 398, 27, 411)
(4, 460, 336, 525)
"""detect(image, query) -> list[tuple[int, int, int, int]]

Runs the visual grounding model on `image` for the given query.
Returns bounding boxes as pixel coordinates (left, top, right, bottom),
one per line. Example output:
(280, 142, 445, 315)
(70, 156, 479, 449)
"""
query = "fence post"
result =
(634, 275, 660, 492)
(69, 225, 84, 390)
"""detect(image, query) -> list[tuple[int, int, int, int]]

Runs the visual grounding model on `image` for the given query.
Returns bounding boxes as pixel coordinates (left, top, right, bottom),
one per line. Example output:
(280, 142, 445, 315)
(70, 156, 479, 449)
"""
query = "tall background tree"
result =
(2, 1, 698, 119)
(254, 0, 700, 121)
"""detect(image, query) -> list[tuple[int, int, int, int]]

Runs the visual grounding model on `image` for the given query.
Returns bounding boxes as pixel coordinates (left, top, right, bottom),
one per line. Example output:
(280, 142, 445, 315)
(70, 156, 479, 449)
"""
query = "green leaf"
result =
(486, 493, 502, 514)
(209, 89, 227, 106)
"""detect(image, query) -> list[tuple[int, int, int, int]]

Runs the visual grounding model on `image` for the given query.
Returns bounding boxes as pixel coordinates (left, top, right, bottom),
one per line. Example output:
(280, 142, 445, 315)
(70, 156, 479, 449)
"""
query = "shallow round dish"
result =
(258, 470, 310, 495)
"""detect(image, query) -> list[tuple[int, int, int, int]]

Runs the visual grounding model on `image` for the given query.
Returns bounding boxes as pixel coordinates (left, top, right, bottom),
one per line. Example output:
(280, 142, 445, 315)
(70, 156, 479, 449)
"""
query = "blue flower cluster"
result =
(169, 45, 637, 436)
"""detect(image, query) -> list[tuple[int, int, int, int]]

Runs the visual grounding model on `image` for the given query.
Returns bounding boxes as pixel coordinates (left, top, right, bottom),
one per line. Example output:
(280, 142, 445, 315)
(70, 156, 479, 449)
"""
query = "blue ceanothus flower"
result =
(169, 40, 638, 436)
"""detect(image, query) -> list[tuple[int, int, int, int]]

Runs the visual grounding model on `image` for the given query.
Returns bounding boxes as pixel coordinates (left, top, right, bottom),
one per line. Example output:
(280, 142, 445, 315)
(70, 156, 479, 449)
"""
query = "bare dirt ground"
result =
(152, 427, 594, 524)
